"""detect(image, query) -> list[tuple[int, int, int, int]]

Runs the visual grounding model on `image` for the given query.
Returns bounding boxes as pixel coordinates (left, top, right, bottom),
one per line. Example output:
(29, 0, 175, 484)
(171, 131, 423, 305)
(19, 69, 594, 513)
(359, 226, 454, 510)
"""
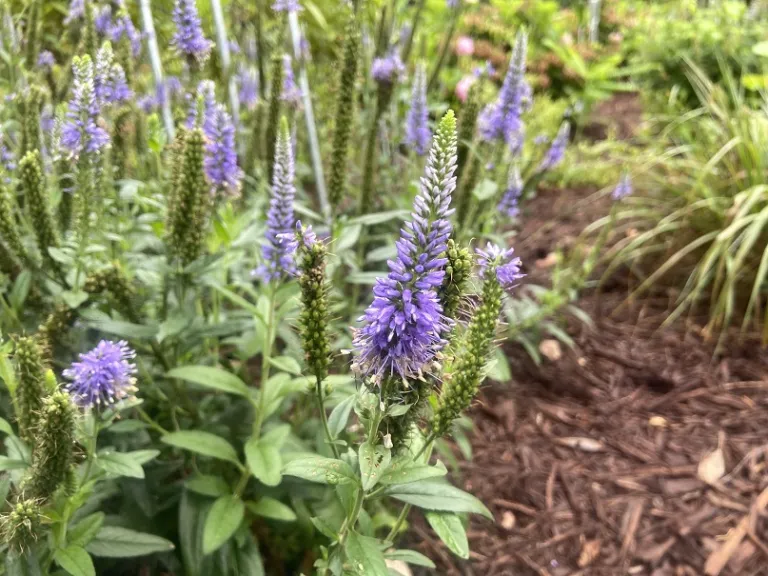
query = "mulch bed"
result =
(410, 141, 768, 574)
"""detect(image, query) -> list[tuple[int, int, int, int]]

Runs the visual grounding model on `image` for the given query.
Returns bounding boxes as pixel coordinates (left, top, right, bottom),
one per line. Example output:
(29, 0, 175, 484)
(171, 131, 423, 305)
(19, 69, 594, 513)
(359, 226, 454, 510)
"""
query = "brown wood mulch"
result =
(411, 171, 768, 575)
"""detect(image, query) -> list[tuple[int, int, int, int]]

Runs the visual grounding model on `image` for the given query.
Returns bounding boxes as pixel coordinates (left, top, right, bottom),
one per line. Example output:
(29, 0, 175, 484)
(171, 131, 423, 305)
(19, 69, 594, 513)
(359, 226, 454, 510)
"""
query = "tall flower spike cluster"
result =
(439, 238, 473, 321)
(14, 336, 49, 442)
(478, 30, 530, 152)
(498, 164, 523, 218)
(372, 50, 405, 85)
(94, 42, 132, 106)
(265, 43, 285, 181)
(61, 54, 110, 158)
(353, 111, 458, 382)
(431, 243, 523, 435)
(405, 62, 430, 156)
(23, 390, 76, 502)
(289, 222, 331, 382)
(20, 151, 60, 270)
(171, 0, 213, 63)
(166, 128, 210, 265)
(237, 63, 259, 110)
(204, 103, 243, 200)
(63, 340, 137, 407)
(539, 121, 570, 171)
(256, 119, 297, 283)
(111, 8, 142, 57)
(327, 10, 360, 211)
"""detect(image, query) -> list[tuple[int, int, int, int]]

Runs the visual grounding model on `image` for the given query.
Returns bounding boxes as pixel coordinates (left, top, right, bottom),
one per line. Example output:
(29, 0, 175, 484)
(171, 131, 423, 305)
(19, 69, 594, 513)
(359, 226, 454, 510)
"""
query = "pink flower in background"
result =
(455, 36, 474, 57)
(455, 75, 476, 102)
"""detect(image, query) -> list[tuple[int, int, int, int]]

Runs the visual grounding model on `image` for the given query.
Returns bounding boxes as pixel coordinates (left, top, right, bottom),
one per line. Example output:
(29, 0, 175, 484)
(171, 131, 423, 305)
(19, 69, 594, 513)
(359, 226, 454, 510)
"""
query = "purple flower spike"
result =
(539, 121, 570, 171)
(498, 165, 522, 218)
(64, 0, 85, 26)
(272, 0, 303, 12)
(95, 5, 112, 35)
(111, 11, 143, 57)
(280, 55, 302, 108)
(372, 50, 405, 84)
(94, 43, 133, 106)
(476, 243, 525, 292)
(478, 30, 530, 152)
(61, 55, 110, 158)
(611, 173, 633, 201)
(255, 123, 297, 283)
(37, 50, 55, 68)
(352, 112, 458, 384)
(405, 63, 431, 156)
(63, 340, 137, 408)
(172, 0, 213, 63)
(204, 103, 243, 199)
(237, 64, 259, 110)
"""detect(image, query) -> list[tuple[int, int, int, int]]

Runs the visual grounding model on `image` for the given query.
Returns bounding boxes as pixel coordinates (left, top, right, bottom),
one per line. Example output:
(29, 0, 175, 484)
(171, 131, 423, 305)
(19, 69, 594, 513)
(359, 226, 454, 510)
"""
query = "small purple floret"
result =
(63, 340, 137, 408)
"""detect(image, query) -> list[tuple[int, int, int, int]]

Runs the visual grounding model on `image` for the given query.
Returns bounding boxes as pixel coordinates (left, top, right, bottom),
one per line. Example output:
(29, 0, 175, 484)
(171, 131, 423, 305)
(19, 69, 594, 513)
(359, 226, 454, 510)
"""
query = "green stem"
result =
(427, 7, 459, 92)
(386, 435, 435, 542)
(253, 285, 277, 439)
(316, 377, 340, 459)
(400, 0, 426, 65)
(136, 406, 169, 435)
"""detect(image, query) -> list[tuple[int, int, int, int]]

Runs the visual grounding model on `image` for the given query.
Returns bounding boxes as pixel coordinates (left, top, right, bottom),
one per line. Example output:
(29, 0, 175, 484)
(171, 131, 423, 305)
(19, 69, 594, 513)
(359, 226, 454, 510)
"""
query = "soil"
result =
(410, 95, 768, 576)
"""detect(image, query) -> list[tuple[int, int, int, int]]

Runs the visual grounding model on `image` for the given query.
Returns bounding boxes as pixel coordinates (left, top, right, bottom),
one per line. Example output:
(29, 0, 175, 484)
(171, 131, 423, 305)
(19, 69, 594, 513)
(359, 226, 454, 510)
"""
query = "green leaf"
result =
(268, 355, 302, 376)
(344, 531, 388, 576)
(385, 479, 492, 519)
(327, 394, 356, 438)
(379, 459, 447, 486)
(282, 455, 357, 485)
(202, 495, 244, 555)
(86, 526, 174, 558)
(359, 442, 391, 491)
(83, 319, 158, 340)
(68, 513, 105, 547)
(244, 437, 282, 487)
(98, 452, 145, 479)
(125, 450, 160, 465)
(166, 365, 250, 397)
(54, 546, 95, 576)
(106, 420, 149, 434)
(472, 179, 498, 201)
(384, 549, 435, 568)
(5, 549, 42, 576)
(185, 474, 230, 497)
(246, 497, 296, 522)
(0, 456, 27, 471)
(348, 210, 410, 227)
(425, 512, 469, 559)
(754, 41, 768, 57)
(162, 431, 240, 466)
(335, 223, 362, 252)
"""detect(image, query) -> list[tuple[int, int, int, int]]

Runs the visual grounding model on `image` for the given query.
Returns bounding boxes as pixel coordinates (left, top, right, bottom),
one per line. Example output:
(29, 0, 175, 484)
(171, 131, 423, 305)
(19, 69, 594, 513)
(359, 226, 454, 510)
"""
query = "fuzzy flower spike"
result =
(255, 119, 298, 283)
(478, 29, 530, 152)
(405, 62, 430, 155)
(63, 340, 137, 408)
(476, 243, 525, 291)
(353, 111, 458, 383)
(612, 172, 633, 201)
(498, 163, 523, 218)
(61, 54, 110, 158)
(539, 121, 570, 171)
(172, 0, 213, 63)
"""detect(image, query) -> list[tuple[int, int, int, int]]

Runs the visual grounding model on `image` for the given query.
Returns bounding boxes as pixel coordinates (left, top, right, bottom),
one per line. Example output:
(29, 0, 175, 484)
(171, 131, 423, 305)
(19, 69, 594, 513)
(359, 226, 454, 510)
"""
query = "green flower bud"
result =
(295, 229, 332, 383)
(37, 304, 76, 361)
(112, 106, 135, 181)
(431, 265, 506, 437)
(456, 82, 480, 182)
(84, 263, 139, 322)
(14, 336, 48, 442)
(21, 86, 45, 159)
(80, 0, 98, 58)
(166, 128, 210, 266)
(0, 178, 29, 266)
(456, 146, 482, 231)
(327, 10, 360, 213)
(20, 150, 59, 270)
(0, 239, 22, 281)
(23, 390, 77, 502)
(439, 239, 472, 322)
(0, 498, 42, 552)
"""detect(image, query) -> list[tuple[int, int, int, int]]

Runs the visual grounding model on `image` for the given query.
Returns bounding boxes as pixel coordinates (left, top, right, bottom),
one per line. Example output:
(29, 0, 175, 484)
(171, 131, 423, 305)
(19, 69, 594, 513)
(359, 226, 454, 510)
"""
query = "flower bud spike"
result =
(20, 150, 59, 271)
(14, 336, 48, 443)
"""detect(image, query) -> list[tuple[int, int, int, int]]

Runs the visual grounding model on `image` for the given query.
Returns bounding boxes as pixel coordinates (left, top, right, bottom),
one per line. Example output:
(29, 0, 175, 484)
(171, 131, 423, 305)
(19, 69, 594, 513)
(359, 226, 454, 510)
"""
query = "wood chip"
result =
(578, 539, 602, 567)
(554, 437, 605, 452)
(704, 485, 768, 575)
(501, 511, 516, 531)
(698, 448, 726, 485)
